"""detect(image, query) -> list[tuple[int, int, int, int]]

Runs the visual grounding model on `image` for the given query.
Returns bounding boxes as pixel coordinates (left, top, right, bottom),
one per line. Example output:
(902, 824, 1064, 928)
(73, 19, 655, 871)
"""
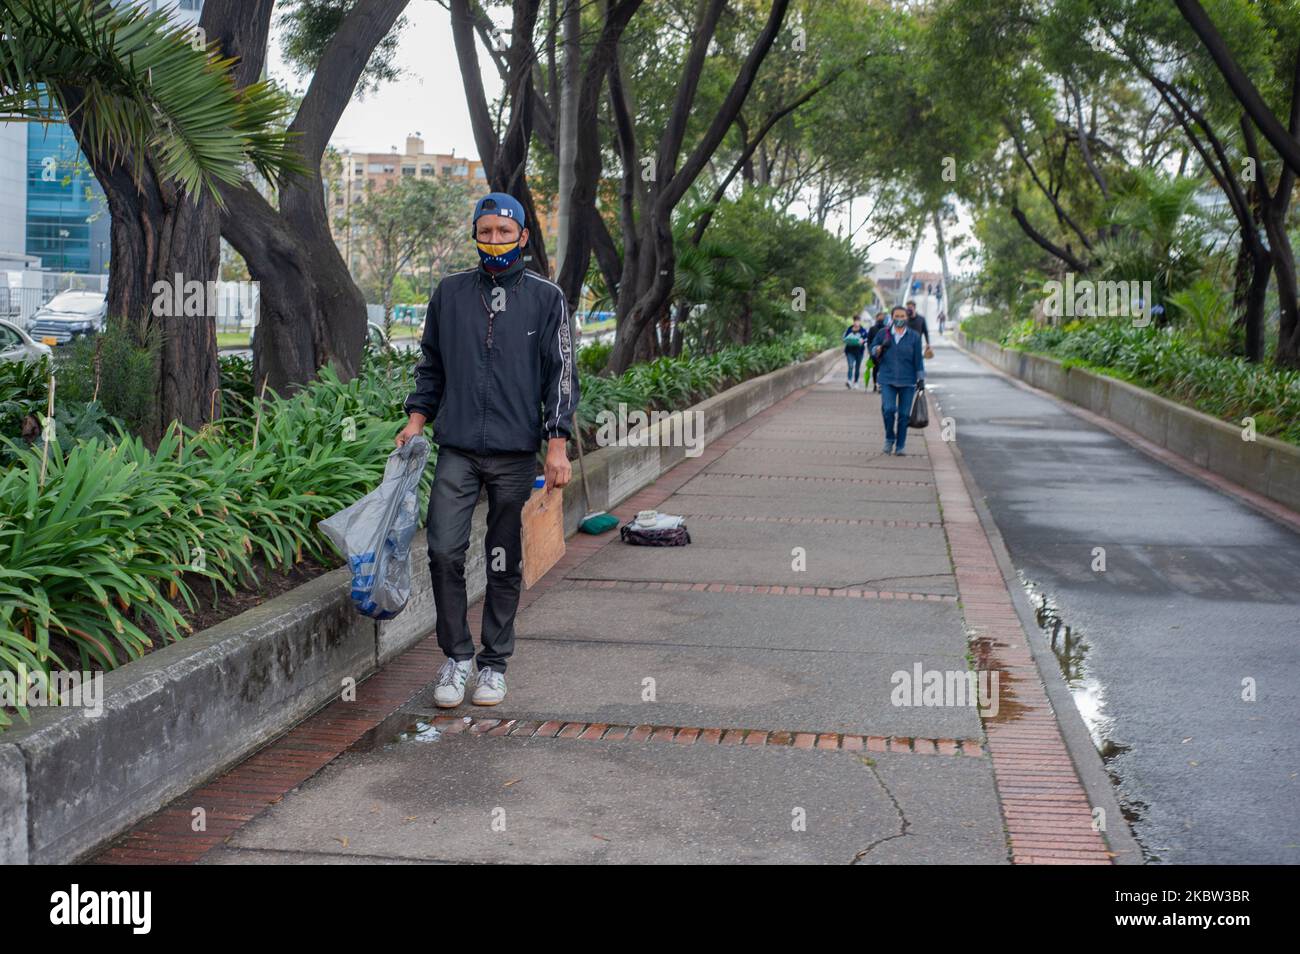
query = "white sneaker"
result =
(433, 659, 473, 708)
(472, 667, 507, 706)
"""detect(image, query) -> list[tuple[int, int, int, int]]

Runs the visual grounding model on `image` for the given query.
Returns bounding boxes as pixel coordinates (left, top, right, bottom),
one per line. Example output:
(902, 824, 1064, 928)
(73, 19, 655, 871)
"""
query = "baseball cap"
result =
(472, 192, 526, 228)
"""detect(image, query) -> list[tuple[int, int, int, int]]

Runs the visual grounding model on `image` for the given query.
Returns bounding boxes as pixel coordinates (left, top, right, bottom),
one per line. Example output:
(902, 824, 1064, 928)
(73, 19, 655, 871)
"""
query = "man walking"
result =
(905, 299, 932, 354)
(870, 305, 925, 456)
(395, 192, 577, 708)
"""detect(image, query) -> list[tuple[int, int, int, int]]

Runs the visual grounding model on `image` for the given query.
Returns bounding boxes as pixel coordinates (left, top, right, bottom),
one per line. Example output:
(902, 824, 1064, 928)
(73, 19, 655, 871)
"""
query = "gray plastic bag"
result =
(319, 435, 431, 620)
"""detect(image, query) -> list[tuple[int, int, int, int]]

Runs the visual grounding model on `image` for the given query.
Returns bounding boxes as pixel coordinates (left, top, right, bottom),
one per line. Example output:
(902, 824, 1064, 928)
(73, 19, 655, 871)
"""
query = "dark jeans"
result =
(426, 445, 537, 673)
(881, 383, 917, 450)
(846, 348, 864, 383)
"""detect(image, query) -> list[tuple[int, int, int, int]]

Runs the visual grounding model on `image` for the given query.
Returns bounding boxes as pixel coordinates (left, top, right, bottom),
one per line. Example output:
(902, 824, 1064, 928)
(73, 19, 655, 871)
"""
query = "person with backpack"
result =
(842, 313, 869, 389)
(870, 305, 926, 455)
(866, 311, 888, 392)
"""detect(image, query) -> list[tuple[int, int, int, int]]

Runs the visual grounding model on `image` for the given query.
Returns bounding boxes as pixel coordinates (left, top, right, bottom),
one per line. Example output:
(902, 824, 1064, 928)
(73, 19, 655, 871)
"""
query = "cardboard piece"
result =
(521, 486, 566, 588)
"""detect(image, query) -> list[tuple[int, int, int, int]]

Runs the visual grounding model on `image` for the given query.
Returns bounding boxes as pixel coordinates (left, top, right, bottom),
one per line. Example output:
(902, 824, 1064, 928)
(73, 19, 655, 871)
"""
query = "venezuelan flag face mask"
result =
(476, 239, 522, 272)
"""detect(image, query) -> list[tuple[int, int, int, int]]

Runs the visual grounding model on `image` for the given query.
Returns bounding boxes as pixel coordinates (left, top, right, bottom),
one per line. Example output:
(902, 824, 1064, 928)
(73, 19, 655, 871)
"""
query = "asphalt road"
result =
(928, 334, 1300, 864)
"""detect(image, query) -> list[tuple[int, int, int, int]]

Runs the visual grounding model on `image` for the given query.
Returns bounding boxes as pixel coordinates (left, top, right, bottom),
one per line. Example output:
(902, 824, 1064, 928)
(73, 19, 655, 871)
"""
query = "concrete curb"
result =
(954, 331, 1300, 514)
(0, 346, 841, 865)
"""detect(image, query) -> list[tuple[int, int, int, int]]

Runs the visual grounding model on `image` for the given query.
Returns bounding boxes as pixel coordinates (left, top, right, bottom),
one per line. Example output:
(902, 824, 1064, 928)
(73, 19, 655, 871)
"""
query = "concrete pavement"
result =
(94, 351, 1117, 865)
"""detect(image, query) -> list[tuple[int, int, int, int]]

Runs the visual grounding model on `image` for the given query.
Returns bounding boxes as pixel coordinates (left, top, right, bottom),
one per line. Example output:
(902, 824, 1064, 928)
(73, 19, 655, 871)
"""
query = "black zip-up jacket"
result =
(403, 257, 578, 454)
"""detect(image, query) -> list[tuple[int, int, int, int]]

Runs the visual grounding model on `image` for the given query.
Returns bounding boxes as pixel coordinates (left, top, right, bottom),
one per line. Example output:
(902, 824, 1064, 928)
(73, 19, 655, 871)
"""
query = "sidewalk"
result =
(93, 353, 1114, 864)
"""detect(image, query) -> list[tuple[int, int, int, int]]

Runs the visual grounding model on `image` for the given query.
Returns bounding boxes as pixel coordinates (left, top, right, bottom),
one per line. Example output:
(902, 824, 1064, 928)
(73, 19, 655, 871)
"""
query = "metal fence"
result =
(1, 272, 108, 329)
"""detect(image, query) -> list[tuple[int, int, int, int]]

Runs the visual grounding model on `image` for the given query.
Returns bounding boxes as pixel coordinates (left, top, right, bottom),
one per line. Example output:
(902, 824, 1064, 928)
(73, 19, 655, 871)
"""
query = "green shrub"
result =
(960, 310, 1017, 342)
(0, 355, 125, 467)
(575, 332, 826, 432)
(0, 347, 431, 728)
(577, 340, 612, 377)
(1012, 320, 1300, 444)
(52, 318, 160, 434)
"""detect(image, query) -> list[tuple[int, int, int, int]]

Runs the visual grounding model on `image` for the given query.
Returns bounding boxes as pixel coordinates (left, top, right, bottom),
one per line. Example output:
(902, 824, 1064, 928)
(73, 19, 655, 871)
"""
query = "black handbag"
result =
(908, 383, 930, 429)
(620, 522, 692, 546)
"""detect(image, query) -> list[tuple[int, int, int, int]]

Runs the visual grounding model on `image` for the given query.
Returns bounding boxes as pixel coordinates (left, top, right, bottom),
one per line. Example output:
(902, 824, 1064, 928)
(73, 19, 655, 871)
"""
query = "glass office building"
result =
(25, 119, 110, 274)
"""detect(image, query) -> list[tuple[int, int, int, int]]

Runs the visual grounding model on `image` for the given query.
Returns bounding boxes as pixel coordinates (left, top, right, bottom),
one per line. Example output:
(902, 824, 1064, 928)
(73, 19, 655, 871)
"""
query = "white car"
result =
(0, 318, 54, 365)
(27, 290, 108, 346)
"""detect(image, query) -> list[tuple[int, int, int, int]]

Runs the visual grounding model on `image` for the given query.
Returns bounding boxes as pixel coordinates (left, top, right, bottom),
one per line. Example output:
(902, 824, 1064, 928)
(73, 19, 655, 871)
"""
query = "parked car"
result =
(27, 290, 107, 346)
(0, 318, 53, 365)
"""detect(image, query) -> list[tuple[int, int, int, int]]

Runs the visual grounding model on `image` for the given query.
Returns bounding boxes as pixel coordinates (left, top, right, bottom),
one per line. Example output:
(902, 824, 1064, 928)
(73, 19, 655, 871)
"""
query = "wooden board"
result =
(521, 486, 566, 589)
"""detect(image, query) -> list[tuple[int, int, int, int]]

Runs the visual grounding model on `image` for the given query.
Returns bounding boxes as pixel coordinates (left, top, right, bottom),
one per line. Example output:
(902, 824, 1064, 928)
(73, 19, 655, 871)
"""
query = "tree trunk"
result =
(220, 183, 367, 397)
(1270, 224, 1299, 368)
(212, 0, 406, 395)
(933, 209, 959, 324)
(450, 0, 550, 277)
(605, 0, 791, 374)
(61, 98, 220, 446)
(554, 0, 580, 279)
(670, 301, 687, 356)
(896, 218, 924, 307)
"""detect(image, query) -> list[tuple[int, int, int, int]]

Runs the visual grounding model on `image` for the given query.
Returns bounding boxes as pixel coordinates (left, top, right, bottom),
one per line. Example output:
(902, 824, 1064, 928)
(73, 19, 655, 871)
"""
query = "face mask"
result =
(892, 316, 907, 327)
(476, 239, 521, 272)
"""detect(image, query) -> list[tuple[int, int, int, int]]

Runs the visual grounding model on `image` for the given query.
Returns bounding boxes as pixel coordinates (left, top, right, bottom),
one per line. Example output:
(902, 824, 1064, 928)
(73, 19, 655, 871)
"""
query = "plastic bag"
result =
(319, 436, 431, 620)
(909, 384, 930, 429)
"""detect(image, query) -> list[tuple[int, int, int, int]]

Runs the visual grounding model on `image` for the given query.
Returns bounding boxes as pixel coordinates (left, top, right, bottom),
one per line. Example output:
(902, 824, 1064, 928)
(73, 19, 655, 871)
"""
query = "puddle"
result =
(1017, 573, 1116, 754)
(967, 634, 1029, 723)
(347, 712, 459, 753)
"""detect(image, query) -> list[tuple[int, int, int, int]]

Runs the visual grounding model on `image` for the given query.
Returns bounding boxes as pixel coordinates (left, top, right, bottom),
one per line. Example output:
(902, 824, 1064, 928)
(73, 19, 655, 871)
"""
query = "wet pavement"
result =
(195, 361, 1016, 864)
(932, 334, 1300, 864)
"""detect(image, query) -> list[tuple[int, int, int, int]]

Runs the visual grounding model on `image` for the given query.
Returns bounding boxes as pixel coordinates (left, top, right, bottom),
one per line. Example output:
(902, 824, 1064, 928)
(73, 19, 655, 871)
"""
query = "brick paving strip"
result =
(562, 578, 957, 601)
(673, 513, 942, 528)
(412, 714, 985, 756)
(701, 472, 933, 487)
(925, 403, 1115, 865)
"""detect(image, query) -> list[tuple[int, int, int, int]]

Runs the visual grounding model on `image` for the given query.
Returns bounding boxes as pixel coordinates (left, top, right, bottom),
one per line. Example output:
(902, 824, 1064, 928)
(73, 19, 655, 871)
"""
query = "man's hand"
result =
(395, 412, 426, 447)
(544, 437, 572, 490)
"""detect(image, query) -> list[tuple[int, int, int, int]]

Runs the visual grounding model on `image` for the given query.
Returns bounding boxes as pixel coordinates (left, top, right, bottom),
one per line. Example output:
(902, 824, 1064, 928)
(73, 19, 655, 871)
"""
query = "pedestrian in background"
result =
(867, 310, 887, 392)
(905, 299, 935, 359)
(842, 313, 869, 388)
(871, 305, 926, 456)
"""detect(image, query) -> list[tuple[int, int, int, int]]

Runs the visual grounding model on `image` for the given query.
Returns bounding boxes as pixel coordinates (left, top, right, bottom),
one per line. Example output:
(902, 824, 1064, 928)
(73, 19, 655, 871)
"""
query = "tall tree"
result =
(215, 0, 411, 398)
(3, 0, 299, 442)
(604, 0, 793, 373)
(449, 0, 553, 276)
(348, 175, 471, 331)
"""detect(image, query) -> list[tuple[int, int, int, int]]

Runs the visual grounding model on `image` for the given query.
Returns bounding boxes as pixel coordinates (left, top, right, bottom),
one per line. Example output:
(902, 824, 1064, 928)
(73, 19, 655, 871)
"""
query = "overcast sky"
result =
(267, 1, 958, 272)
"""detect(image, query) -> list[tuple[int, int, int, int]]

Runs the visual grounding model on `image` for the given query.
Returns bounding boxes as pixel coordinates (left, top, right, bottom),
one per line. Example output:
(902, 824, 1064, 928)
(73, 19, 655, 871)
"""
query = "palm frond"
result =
(0, 0, 304, 202)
